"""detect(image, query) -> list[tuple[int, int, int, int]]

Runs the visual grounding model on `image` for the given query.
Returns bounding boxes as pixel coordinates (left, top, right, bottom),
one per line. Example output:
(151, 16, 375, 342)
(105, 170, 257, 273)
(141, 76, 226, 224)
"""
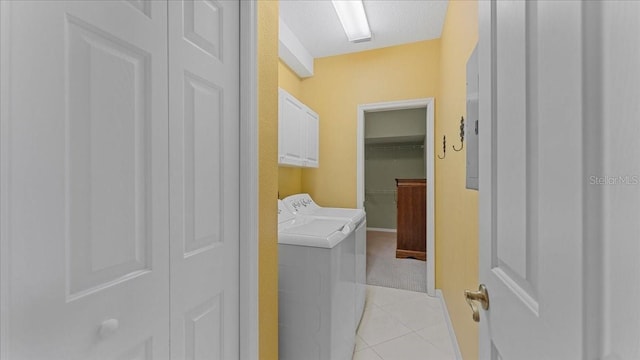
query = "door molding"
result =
(0, 1, 10, 358)
(239, 1, 259, 359)
(356, 98, 435, 296)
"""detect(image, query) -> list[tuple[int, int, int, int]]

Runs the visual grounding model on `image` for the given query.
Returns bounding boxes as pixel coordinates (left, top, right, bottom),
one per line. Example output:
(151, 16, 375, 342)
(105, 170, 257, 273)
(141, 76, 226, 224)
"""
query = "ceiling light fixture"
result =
(331, 0, 372, 43)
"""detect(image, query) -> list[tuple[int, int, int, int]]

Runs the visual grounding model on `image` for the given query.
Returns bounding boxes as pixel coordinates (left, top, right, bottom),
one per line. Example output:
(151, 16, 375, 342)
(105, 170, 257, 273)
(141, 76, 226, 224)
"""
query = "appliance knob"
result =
(99, 318, 119, 339)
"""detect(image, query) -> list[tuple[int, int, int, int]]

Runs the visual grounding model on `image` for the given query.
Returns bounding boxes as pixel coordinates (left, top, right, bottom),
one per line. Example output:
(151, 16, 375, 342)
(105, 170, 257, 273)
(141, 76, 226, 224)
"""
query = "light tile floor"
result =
(353, 285, 457, 360)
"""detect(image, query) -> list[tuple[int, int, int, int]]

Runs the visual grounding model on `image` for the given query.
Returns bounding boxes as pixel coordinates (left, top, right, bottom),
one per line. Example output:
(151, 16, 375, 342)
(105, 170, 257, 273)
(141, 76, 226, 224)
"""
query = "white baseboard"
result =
(435, 289, 463, 360)
(366, 227, 397, 233)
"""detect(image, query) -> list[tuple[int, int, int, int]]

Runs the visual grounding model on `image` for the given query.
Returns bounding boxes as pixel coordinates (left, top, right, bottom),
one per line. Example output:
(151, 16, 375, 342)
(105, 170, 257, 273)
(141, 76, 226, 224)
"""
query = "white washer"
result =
(282, 194, 367, 328)
(277, 201, 356, 360)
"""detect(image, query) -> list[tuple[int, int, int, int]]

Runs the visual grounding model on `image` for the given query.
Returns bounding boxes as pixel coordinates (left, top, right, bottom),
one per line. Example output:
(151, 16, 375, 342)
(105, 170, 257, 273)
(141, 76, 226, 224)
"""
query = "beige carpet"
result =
(366, 231, 427, 293)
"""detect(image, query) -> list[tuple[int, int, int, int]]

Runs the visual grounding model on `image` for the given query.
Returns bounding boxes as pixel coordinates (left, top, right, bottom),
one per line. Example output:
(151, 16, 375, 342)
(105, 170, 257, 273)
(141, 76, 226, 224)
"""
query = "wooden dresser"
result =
(395, 179, 426, 261)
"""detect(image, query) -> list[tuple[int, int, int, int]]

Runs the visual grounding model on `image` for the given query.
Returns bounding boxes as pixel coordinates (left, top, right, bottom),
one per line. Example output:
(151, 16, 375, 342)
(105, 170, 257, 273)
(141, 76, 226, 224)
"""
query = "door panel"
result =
(495, 0, 529, 283)
(493, 0, 537, 310)
(2, 1, 169, 358)
(66, 14, 153, 297)
(183, 72, 224, 255)
(168, 1, 240, 359)
(479, 1, 584, 359)
(117, 339, 153, 360)
(124, 0, 152, 18)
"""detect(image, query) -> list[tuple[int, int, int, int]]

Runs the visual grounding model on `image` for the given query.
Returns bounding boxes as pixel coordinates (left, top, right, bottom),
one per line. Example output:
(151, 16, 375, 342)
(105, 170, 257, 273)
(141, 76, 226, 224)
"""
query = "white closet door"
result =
(1, 1, 170, 359)
(168, 1, 240, 359)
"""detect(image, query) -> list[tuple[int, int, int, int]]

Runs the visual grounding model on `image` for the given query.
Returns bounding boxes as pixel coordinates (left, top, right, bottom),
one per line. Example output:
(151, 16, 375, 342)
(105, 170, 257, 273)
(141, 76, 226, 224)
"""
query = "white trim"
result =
(278, 18, 314, 78)
(492, 267, 539, 316)
(356, 98, 435, 297)
(435, 289, 463, 360)
(366, 227, 397, 233)
(581, 2, 605, 358)
(0, 1, 10, 358)
(477, 1, 492, 357)
(239, 1, 259, 359)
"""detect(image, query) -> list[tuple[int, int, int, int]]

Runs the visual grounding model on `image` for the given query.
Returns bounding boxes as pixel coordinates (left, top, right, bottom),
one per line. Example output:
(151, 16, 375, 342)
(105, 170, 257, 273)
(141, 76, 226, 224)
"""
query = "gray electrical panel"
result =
(466, 45, 479, 190)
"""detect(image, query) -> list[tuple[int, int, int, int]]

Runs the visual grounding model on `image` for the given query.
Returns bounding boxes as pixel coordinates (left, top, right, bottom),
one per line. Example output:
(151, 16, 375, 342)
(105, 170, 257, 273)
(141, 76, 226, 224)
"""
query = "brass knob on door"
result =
(464, 284, 489, 322)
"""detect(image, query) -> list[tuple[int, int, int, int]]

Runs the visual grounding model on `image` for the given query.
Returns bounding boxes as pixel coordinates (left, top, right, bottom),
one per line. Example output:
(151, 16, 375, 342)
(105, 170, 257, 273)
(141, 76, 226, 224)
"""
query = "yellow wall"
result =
(278, 167, 302, 198)
(436, 1, 479, 359)
(278, 61, 303, 198)
(274, 3, 479, 358)
(279, 60, 302, 96)
(300, 40, 441, 207)
(258, 1, 279, 359)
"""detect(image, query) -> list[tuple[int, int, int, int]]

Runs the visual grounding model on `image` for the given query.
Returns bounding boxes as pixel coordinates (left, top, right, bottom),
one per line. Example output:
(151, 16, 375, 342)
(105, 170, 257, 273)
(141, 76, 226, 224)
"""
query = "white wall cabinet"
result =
(279, 88, 319, 168)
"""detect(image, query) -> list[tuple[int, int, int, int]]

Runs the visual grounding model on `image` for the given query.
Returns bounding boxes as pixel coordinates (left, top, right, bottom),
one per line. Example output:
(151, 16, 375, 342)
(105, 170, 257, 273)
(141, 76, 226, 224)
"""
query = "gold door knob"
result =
(464, 284, 489, 322)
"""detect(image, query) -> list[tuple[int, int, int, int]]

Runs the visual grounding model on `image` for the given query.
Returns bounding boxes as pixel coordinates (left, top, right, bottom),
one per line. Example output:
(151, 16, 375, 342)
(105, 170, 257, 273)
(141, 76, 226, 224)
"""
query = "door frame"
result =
(356, 98, 435, 297)
(239, 1, 259, 359)
(0, 1, 260, 359)
(0, 2, 10, 359)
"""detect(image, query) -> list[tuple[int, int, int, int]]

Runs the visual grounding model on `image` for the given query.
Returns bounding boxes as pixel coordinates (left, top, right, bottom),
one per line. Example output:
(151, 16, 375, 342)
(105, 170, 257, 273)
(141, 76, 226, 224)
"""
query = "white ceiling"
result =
(279, 0, 449, 58)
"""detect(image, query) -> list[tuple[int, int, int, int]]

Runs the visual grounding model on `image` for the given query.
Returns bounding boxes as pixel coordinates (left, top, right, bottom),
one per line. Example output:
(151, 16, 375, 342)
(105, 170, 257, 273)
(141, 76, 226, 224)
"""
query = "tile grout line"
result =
(414, 327, 457, 357)
(365, 329, 451, 360)
(357, 285, 456, 359)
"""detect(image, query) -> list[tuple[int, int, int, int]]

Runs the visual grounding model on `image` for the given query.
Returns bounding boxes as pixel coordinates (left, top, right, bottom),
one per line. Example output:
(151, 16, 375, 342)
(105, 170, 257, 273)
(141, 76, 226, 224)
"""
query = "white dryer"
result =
(282, 194, 367, 328)
(277, 201, 356, 360)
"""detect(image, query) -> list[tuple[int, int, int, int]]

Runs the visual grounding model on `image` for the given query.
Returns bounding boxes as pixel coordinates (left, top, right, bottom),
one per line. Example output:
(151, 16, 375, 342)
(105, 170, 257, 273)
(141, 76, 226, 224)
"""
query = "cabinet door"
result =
(304, 108, 319, 168)
(278, 89, 304, 166)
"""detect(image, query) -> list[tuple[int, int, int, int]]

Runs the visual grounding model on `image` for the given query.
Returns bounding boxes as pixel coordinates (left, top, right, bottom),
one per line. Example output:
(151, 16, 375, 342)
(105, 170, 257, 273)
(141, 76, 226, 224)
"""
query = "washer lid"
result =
(305, 207, 366, 224)
(283, 194, 366, 225)
(280, 219, 347, 238)
(278, 218, 352, 248)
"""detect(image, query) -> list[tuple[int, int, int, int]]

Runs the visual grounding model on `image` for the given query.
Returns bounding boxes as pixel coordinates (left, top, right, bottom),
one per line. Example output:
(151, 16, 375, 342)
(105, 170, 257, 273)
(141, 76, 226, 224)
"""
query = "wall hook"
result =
(437, 135, 446, 159)
(453, 116, 465, 151)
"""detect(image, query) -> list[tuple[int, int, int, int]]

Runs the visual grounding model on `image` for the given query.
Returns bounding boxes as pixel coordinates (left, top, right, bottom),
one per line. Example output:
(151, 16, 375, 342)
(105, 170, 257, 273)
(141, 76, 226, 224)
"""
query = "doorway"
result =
(356, 98, 435, 296)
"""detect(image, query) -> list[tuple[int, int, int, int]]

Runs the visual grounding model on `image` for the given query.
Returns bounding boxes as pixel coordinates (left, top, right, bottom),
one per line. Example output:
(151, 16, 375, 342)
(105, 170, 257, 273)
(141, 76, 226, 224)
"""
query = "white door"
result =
(594, 2, 640, 358)
(477, 1, 585, 358)
(168, 1, 240, 359)
(0, 1, 170, 358)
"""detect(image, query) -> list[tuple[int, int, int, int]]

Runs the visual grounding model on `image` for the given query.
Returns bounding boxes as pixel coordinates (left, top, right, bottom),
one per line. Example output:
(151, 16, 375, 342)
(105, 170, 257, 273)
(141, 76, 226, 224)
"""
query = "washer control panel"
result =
(283, 193, 318, 214)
